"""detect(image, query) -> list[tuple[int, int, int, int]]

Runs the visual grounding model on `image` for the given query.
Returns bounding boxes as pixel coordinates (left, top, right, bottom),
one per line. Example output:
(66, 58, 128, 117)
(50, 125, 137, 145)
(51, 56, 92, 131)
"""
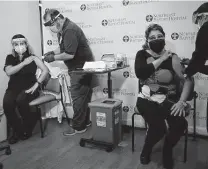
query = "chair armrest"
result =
(29, 94, 56, 106)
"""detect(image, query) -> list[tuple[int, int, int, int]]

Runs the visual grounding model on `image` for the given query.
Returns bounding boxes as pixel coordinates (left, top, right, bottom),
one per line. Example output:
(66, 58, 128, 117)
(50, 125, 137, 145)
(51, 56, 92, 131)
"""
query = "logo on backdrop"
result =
(122, 35, 144, 43)
(122, 105, 135, 113)
(47, 39, 58, 46)
(80, 2, 112, 11)
(123, 70, 136, 79)
(146, 13, 187, 22)
(123, 71, 130, 78)
(123, 106, 130, 113)
(76, 22, 92, 29)
(101, 18, 135, 26)
(103, 88, 135, 97)
(171, 32, 196, 42)
(45, 6, 72, 14)
(87, 37, 114, 45)
(122, 0, 156, 6)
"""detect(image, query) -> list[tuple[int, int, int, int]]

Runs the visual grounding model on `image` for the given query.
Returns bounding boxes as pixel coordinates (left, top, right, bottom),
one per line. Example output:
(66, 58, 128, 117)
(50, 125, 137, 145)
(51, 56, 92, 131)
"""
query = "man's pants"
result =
(3, 90, 39, 136)
(69, 73, 92, 131)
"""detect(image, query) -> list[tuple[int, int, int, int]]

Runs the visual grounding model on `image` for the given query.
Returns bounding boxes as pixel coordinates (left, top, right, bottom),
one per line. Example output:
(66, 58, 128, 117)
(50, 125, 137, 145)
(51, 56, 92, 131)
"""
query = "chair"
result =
(29, 74, 71, 138)
(131, 81, 197, 163)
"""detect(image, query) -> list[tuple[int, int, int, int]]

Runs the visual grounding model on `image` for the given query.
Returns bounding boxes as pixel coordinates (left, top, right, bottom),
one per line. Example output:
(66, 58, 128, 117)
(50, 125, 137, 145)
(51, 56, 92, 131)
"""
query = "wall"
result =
(0, 1, 42, 105)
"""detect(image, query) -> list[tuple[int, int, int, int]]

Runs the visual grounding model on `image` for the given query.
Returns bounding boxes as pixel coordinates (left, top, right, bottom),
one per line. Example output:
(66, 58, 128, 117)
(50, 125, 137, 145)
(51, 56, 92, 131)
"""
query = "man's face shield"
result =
(193, 12, 208, 25)
(44, 13, 60, 27)
(192, 12, 198, 24)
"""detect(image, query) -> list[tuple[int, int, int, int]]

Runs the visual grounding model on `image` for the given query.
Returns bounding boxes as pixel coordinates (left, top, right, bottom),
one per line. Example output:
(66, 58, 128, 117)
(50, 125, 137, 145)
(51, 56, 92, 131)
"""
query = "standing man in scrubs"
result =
(43, 9, 94, 136)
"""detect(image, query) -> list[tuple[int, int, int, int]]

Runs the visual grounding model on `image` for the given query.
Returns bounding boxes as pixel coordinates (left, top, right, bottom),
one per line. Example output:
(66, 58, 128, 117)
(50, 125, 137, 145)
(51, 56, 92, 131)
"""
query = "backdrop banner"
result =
(40, 0, 207, 136)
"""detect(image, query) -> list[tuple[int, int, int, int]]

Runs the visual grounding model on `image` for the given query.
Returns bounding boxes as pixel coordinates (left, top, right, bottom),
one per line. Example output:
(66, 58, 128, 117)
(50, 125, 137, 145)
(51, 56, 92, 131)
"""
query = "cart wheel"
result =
(79, 139, 85, 147)
(106, 147, 113, 152)
(5, 147, 11, 155)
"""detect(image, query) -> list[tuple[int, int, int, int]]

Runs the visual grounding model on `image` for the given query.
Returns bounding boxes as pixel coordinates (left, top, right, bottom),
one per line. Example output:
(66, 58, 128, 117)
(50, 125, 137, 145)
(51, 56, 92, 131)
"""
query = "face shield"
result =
(11, 38, 28, 55)
(44, 13, 61, 27)
(194, 12, 208, 29)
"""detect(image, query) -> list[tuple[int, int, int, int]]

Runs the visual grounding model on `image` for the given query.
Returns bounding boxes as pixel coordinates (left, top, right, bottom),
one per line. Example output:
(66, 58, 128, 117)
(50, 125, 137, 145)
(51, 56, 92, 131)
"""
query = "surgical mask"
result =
(197, 24, 201, 30)
(14, 45, 27, 55)
(148, 39, 165, 54)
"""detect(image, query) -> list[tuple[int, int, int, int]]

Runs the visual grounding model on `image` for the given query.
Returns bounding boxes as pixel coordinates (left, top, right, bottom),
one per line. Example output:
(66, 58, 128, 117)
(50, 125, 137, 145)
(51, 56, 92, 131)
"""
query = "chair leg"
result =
(132, 112, 140, 152)
(184, 128, 188, 163)
(193, 96, 196, 141)
(132, 113, 135, 152)
(37, 106, 44, 138)
(60, 99, 71, 126)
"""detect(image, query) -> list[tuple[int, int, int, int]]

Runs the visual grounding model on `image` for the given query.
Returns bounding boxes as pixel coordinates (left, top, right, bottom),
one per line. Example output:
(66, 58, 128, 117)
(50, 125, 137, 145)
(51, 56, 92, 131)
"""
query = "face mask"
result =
(14, 45, 27, 55)
(197, 24, 201, 30)
(148, 39, 165, 54)
(49, 22, 60, 33)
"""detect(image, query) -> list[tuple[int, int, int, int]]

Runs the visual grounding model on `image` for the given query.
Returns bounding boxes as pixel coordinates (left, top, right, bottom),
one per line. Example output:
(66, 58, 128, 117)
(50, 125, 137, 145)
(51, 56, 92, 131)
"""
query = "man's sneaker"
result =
(69, 121, 92, 128)
(63, 127, 76, 136)
(63, 127, 87, 136)
(75, 128, 87, 134)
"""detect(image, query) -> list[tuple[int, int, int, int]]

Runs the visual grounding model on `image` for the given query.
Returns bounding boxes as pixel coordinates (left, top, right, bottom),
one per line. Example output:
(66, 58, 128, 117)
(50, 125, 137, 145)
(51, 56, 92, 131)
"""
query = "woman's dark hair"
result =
(142, 24, 165, 50)
(11, 34, 33, 57)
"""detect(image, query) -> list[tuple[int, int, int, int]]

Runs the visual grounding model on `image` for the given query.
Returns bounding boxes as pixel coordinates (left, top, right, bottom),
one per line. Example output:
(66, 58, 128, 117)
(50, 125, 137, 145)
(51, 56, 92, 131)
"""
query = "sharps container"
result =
(89, 98, 123, 146)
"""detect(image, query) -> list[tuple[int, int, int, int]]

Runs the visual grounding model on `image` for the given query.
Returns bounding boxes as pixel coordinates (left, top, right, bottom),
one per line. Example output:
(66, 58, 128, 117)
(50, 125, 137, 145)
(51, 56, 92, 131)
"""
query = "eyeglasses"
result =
(148, 34, 164, 41)
(44, 20, 56, 27)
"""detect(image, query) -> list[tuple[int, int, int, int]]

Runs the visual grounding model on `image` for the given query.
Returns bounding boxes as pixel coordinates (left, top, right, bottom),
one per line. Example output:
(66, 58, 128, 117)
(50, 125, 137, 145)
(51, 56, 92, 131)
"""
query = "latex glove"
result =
(44, 51, 55, 63)
(25, 82, 39, 94)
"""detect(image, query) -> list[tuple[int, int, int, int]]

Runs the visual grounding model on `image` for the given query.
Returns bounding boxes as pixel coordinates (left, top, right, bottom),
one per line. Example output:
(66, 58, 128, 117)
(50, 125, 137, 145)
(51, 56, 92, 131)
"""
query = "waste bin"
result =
(0, 107, 7, 142)
(89, 98, 123, 147)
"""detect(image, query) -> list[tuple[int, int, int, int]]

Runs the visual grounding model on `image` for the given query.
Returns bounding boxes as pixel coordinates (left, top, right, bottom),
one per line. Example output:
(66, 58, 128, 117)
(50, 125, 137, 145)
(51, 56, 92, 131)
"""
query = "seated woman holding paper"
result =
(134, 24, 194, 169)
(3, 34, 49, 144)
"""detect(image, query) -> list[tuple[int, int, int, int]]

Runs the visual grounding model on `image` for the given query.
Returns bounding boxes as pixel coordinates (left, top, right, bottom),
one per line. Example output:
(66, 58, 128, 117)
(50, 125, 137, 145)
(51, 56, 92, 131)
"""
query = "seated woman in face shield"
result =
(3, 34, 49, 144)
(134, 24, 194, 169)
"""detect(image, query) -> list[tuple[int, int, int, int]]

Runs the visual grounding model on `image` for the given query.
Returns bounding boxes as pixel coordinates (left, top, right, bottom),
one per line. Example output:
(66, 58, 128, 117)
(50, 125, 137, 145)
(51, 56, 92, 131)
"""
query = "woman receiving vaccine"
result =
(3, 34, 49, 144)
